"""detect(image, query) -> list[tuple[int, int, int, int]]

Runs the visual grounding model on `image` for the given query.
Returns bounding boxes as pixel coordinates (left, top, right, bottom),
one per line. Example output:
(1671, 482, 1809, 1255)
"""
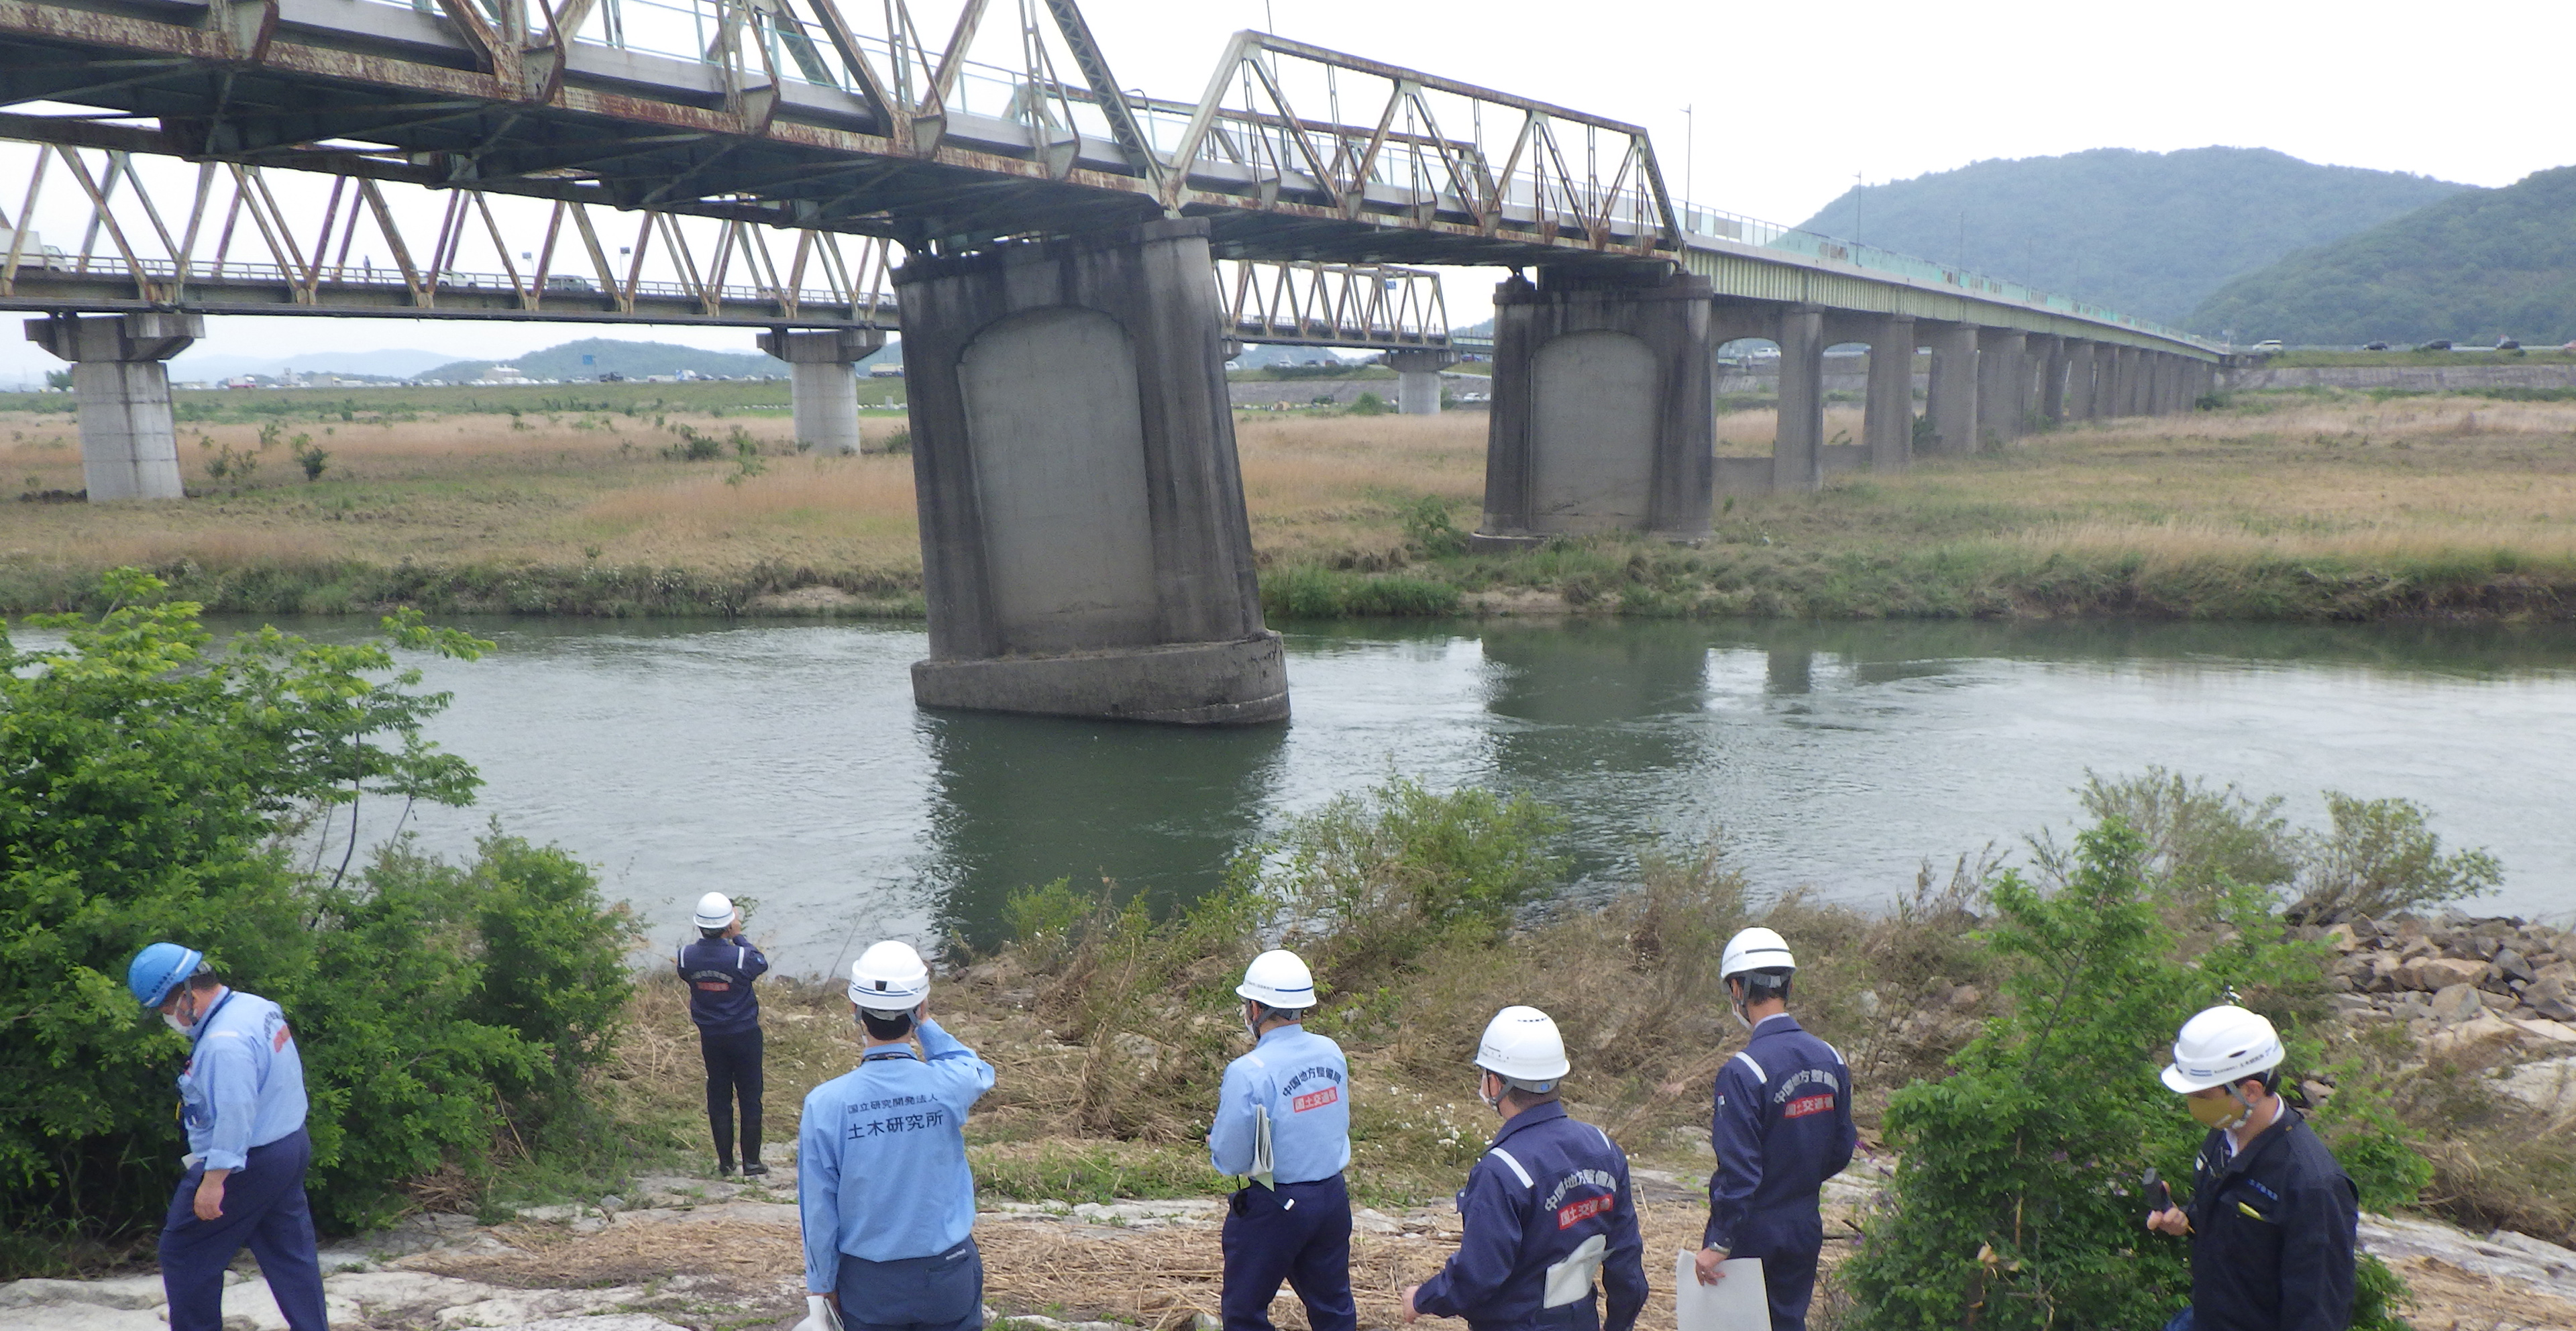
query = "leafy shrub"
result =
(0, 573, 631, 1264)
(1842, 820, 2416, 1331)
(1401, 496, 1471, 559)
(2289, 792, 2502, 922)
(2070, 767, 2298, 906)
(1347, 391, 1391, 415)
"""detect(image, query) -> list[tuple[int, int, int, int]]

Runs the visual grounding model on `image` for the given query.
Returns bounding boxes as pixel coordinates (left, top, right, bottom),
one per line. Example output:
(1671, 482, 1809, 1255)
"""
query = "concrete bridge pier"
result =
(1772, 306, 1828, 492)
(758, 327, 885, 454)
(2064, 341, 2098, 421)
(893, 217, 1285, 725)
(2108, 345, 2141, 417)
(26, 311, 201, 500)
(1474, 267, 1713, 545)
(1864, 315, 1918, 471)
(2033, 335, 2068, 425)
(1925, 324, 1980, 456)
(1387, 349, 1457, 415)
(1976, 330, 2027, 446)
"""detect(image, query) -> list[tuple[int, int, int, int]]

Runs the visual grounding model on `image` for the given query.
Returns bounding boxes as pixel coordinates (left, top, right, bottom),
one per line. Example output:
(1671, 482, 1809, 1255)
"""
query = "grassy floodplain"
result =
(4, 384, 2575, 621)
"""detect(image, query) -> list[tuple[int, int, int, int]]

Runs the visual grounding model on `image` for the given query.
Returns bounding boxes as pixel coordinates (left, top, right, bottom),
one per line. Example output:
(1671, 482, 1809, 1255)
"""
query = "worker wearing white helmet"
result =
(2149, 1004, 2357, 1331)
(1209, 949, 1356, 1331)
(676, 892, 771, 1176)
(1403, 1006, 1646, 1331)
(796, 941, 996, 1331)
(1693, 928, 1856, 1331)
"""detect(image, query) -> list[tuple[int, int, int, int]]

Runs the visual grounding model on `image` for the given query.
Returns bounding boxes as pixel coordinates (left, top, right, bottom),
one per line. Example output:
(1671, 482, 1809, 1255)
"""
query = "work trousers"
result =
(698, 1026, 764, 1168)
(1221, 1174, 1356, 1331)
(835, 1236, 984, 1331)
(159, 1128, 328, 1331)
(1754, 1248, 1819, 1331)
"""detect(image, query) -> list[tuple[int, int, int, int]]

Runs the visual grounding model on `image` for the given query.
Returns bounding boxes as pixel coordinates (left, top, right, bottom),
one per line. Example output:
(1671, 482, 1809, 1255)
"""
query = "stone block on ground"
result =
(0, 1301, 167, 1331)
(2494, 1057, 2576, 1115)
(2405, 957, 2488, 992)
(0, 1277, 166, 1311)
(464, 1319, 688, 1331)
(2428, 983, 2485, 1024)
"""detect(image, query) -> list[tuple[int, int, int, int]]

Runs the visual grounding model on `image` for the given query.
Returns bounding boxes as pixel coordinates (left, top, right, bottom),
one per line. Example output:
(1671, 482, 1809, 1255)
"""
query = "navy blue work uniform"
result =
(1705, 1014, 1858, 1331)
(2182, 1108, 2358, 1331)
(1413, 1101, 1647, 1331)
(160, 990, 328, 1331)
(1209, 1023, 1356, 1331)
(678, 934, 769, 1169)
(798, 1018, 996, 1331)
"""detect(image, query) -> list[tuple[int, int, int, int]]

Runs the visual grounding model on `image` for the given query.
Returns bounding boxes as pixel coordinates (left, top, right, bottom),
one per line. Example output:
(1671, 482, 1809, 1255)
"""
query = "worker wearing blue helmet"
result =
(126, 943, 327, 1331)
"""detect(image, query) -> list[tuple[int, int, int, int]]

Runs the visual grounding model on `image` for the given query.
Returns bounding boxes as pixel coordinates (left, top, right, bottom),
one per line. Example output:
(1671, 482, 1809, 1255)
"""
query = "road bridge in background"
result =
(0, 0, 2220, 725)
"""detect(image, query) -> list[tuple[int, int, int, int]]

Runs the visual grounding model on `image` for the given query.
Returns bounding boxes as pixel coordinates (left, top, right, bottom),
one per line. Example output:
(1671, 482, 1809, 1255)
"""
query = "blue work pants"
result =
(159, 1129, 328, 1331)
(835, 1236, 984, 1331)
(1755, 1248, 1819, 1331)
(1221, 1175, 1355, 1331)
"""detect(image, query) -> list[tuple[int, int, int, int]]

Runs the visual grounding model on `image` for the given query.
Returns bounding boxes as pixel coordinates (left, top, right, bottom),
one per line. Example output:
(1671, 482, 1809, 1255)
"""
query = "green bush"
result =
(2289, 792, 2502, 922)
(1401, 496, 1472, 559)
(1843, 820, 2416, 1331)
(1260, 566, 1460, 618)
(0, 572, 632, 1265)
(1347, 391, 1391, 415)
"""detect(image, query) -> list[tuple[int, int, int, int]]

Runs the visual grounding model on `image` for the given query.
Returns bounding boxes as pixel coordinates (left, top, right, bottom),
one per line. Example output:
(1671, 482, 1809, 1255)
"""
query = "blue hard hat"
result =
(127, 943, 203, 1009)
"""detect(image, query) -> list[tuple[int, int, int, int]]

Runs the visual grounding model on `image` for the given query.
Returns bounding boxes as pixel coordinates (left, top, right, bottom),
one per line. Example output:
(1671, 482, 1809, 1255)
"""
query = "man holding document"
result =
(1209, 949, 1356, 1331)
(1694, 929, 1858, 1331)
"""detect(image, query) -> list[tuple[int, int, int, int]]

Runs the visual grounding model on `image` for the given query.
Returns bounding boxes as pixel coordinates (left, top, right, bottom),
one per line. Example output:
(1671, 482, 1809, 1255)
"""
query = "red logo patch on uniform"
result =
(695, 981, 731, 992)
(273, 1024, 292, 1052)
(1556, 1194, 1613, 1229)
(1784, 1094, 1834, 1119)
(1292, 1086, 1340, 1114)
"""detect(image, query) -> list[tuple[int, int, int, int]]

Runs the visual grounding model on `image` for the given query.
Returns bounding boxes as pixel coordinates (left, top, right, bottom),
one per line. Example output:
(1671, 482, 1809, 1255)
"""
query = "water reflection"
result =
(918, 709, 1283, 950)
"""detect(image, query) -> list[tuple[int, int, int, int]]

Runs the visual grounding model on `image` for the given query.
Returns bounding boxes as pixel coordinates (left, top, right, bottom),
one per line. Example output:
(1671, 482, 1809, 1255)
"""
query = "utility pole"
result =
(1851, 170, 1862, 244)
(1682, 104, 1695, 219)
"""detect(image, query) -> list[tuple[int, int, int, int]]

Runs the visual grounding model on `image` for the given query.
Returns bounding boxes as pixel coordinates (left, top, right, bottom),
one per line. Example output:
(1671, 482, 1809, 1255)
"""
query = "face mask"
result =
(1477, 1074, 1503, 1112)
(2188, 1087, 2254, 1131)
(164, 1013, 194, 1035)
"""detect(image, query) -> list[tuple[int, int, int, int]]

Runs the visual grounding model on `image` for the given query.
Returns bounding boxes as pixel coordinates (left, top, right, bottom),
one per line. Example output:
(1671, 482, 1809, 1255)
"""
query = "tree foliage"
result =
(1843, 820, 2418, 1331)
(2191, 164, 2576, 345)
(0, 572, 633, 1264)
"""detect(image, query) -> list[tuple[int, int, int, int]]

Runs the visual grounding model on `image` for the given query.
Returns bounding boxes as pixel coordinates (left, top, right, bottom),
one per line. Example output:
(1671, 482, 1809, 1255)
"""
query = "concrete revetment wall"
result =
(1475, 268, 1713, 546)
(894, 218, 1286, 725)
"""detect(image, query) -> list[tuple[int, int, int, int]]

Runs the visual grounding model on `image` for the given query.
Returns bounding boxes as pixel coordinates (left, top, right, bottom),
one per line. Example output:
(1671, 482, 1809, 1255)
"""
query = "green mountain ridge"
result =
(1795, 147, 2468, 325)
(415, 336, 901, 383)
(2190, 164, 2576, 345)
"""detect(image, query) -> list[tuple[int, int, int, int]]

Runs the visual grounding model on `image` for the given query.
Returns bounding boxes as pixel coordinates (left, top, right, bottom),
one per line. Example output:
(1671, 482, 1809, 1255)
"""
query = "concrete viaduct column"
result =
(26, 311, 202, 501)
(1977, 330, 2027, 445)
(2034, 335, 2068, 425)
(1864, 315, 1917, 472)
(1475, 267, 1713, 545)
(1925, 324, 1979, 456)
(2064, 341, 2098, 421)
(2108, 345, 2141, 417)
(758, 327, 885, 455)
(894, 218, 1285, 725)
(1387, 349, 1457, 415)
(1774, 306, 1827, 493)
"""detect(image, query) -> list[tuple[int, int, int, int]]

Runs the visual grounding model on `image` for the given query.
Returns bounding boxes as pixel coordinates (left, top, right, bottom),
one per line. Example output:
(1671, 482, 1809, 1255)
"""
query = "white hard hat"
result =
(692, 892, 737, 930)
(1235, 949, 1318, 1010)
(2161, 1004, 2284, 1094)
(1720, 927, 1796, 980)
(1474, 1005, 1571, 1083)
(849, 940, 931, 1014)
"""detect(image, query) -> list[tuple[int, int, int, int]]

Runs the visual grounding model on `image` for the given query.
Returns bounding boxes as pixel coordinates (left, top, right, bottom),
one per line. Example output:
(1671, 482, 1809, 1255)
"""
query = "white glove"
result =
(794, 1295, 842, 1331)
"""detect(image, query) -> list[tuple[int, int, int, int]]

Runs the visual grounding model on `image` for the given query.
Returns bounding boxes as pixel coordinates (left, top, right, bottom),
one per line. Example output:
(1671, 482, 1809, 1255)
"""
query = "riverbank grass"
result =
(5, 391, 2575, 619)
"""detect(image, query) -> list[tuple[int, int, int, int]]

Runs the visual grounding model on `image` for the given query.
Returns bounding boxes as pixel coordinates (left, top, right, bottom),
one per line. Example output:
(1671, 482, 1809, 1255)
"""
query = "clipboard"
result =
(1672, 1249, 1768, 1331)
(1250, 1105, 1275, 1189)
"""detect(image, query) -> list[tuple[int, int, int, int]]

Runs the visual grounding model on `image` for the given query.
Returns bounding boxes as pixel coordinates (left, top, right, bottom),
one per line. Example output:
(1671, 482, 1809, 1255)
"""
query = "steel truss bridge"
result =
(0, 0, 2211, 359)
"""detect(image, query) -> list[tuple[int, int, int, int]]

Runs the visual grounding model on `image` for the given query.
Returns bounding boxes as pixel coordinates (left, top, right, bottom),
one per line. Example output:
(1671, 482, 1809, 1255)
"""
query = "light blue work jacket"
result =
(177, 990, 309, 1172)
(1208, 1022, 1352, 1185)
(796, 1018, 995, 1291)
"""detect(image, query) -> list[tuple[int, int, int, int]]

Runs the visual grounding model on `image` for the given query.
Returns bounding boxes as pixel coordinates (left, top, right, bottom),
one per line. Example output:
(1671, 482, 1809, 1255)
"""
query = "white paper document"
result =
(1250, 1105, 1275, 1189)
(1672, 1249, 1769, 1331)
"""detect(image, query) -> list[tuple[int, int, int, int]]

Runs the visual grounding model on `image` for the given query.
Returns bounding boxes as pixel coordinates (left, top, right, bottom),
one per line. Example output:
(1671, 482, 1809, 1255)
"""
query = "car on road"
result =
(2249, 339, 2284, 354)
(2362, 341, 2392, 351)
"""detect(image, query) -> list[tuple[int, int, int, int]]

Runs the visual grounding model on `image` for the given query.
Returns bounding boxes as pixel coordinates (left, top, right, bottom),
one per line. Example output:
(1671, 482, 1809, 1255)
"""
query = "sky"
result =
(4, 0, 2569, 382)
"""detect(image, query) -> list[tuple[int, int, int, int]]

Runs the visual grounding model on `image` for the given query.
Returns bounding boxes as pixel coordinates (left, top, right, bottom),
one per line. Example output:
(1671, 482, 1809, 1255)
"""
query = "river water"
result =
(147, 613, 2553, 975)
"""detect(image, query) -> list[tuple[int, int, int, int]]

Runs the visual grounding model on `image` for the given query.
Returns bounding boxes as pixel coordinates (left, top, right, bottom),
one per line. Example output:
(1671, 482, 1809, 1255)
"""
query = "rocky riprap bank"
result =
(2323, 908, 2576, 1120)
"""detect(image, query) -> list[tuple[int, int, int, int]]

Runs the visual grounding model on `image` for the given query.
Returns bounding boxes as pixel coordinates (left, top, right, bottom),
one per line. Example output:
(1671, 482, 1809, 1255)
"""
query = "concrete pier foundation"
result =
(1387, 348, 1456, 415)
(2034, 335, 2068, 425)
(1864, 315, 1917, 471)
(2065, 341, 2098, 421)
(758, 327, 885, 454)
(1475, 268, 1712, 545)
(25, 311, 201, 500)
(1925, 324, 1979, 456)
(2109, 345, 2141, 417)
(893, 218, 1285, 725)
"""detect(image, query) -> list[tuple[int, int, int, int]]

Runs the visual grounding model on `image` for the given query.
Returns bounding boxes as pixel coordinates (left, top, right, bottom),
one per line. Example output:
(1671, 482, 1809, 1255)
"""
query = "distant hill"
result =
(1795, 147, 2469, 325)
(419, 337, 792, 383)
(170, 348, 455, 382)
(2190, 165, 2576, 345)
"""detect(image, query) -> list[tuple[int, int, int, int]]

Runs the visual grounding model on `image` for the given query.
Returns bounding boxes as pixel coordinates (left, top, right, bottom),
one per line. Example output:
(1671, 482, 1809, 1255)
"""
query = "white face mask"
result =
(164, 1012, 194, 1035)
